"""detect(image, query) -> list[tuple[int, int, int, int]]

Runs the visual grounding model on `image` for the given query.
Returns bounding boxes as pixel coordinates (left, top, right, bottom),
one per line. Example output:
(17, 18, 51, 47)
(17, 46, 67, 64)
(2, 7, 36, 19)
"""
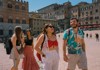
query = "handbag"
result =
(36, 53, 42, 61)
(5, 38, 13, 54)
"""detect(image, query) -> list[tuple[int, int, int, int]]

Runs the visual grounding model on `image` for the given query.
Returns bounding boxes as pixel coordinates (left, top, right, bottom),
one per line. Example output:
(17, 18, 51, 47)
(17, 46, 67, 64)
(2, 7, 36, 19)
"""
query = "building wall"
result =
(38, 2, 72, 20)
(92, 0, 100, 3)
(0, 22, 29, 41)
(0, 0, 29, 24)
(37, 2, 72, 30)
(0, 0, 29, 41)
(30, 18, 58, 35)
(70, 1, 100, 30)
(38, 3, 58, 13)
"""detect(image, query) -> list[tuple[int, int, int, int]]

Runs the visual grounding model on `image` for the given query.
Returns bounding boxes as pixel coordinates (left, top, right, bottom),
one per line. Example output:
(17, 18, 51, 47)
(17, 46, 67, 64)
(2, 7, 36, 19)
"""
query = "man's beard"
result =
(72, 25, 78, 29)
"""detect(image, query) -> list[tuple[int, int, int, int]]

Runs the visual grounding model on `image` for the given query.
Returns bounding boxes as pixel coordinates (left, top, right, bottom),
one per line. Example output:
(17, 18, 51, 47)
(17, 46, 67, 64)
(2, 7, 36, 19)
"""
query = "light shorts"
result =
(68, 51, 88, 70)
(10, 46, 24, 67)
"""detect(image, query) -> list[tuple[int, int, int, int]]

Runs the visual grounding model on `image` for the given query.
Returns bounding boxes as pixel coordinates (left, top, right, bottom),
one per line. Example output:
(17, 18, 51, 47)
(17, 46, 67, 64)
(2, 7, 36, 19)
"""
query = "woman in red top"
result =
(35, 24, 59, 70)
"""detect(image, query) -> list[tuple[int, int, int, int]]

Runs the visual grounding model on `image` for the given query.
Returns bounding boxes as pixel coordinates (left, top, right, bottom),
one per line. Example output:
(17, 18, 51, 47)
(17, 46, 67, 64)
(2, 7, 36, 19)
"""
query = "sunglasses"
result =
(48, 26, 54, 28)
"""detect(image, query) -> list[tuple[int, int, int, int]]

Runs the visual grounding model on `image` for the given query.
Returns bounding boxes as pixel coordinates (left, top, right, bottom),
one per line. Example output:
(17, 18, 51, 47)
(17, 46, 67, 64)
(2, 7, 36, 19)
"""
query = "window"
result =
(22, 20, 26, 24)
(16, 19, 20, 23)
(81, 8, 83, 11)
(0, 17, 3, 22)
(97, 17, 99, 19)
(33, 22, 35, 25)
(8, 19, 13, 23)
(0, 29, 3, 35)
(95, 9, 98, 13)
(37, 23, 39, 25)
(86, 12, 88, 14)
(7, 3, 12, 8)
(85, 22, 88, 24)
(95, 3, 98, 6)
(86, 12, 88, 16)
(22, 6, 25, 10)
(95, 16, 99, 19)
(86, 17, 88, 21)
(9, 30, 13, 36)
(15, 5, 19, 11)
(90, 11, 92, 15)
(91, 6, 93, 9)
(86, 7, 88, 10)
(90, 22, 93, 24)
(96, 21, 98, 24)
(0, 0, 3, 7)
(82, 12, 84, 16)
(90, 17, 93, 20)
(84, 7, 86, 10)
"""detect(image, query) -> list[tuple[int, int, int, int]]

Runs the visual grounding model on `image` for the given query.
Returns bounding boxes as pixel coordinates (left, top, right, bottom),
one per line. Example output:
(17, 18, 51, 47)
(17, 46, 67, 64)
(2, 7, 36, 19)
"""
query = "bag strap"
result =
(40, 34, 45, 50)
(68, 29, 70, 37)
(66, 28, 71, 41)
(80, 30, 84, 35)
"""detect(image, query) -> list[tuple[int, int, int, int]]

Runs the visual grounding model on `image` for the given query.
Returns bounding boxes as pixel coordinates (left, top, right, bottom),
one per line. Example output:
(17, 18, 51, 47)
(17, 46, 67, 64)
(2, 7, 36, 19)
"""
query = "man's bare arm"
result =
(82, 39, 86, 52)
(63, 39, 68, 62)
(63, 39, 67, 55)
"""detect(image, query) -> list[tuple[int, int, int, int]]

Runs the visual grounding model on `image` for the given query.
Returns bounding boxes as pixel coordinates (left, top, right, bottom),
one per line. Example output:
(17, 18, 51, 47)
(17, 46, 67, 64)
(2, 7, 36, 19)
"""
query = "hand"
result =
(15, 52, 19, 59)
(64, 54, 68, 62)
(21, 38, 24, 44)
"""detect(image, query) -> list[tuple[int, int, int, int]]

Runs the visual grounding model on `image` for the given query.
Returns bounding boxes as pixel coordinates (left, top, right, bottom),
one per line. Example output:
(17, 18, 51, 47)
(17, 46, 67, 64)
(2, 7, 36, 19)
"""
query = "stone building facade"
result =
(0, 0, 29, 41)
(37, 0, 100, 30)
(29, 12, 58, 35)
(70, 0, 100, 30)
(37, 2, 72, 30)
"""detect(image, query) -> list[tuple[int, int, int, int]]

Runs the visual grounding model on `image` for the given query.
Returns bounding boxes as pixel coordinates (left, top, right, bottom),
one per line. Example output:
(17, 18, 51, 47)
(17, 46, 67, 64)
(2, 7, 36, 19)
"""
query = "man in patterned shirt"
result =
(63, 18, 88, 70)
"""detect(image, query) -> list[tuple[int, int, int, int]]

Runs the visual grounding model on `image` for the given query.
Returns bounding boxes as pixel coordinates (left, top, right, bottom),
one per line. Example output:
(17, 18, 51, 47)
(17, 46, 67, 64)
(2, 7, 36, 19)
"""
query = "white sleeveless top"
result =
(42, 35, 49, 54)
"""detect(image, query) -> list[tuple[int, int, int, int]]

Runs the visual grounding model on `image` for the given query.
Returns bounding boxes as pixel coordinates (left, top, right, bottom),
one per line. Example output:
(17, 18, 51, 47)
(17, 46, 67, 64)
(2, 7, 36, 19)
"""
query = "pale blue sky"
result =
(28, 0, 92, 12)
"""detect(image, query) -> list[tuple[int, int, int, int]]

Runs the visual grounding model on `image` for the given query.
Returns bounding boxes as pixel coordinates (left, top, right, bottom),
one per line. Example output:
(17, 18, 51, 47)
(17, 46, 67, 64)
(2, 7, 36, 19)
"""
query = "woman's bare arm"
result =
(35, 34, 45, 55)
(11, 35, 19, 57)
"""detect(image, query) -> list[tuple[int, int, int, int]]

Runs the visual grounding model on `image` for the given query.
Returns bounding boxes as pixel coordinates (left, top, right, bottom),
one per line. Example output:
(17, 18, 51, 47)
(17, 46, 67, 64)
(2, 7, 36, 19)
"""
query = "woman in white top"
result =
(35, 24, 59, 70)
(10, 26, 24, 70)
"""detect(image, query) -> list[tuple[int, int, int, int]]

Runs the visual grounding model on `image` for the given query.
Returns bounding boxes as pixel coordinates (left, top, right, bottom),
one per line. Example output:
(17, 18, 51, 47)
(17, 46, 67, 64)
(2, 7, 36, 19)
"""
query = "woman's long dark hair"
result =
(37, 24, 55, 40)
(42, 24, 55, 35)
(14, 26, 22, 42)
(26, 29, 32, 39)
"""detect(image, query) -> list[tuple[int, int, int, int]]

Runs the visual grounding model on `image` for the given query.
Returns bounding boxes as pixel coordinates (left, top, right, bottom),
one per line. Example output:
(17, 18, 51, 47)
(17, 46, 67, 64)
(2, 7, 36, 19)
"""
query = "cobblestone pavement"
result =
(0, 31, 100, 70)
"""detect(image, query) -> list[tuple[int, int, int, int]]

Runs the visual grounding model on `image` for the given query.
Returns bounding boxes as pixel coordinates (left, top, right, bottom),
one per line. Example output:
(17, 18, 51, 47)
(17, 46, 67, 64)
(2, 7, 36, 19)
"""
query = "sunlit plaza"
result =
(0, 0, 100, 70)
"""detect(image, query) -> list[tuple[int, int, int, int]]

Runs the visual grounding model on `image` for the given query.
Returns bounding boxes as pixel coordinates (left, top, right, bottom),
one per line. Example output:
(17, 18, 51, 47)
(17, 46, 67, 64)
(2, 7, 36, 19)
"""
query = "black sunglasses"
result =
(48, 26, 54, 28)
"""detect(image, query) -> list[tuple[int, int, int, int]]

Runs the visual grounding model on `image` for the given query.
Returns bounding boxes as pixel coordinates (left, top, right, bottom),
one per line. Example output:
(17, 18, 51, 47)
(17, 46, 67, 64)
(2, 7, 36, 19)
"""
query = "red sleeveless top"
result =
(48, 40, 58, 48)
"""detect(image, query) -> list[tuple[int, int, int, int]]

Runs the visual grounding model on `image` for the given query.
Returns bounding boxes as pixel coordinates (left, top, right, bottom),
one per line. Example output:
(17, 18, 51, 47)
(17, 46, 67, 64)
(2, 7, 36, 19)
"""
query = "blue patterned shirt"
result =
(63, 28, 84, 54)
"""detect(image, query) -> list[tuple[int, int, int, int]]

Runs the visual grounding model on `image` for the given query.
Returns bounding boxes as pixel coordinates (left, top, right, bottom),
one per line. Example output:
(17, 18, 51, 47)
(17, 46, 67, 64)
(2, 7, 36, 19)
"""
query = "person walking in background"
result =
(35, 24, 59, 70)
(86, 33, 88, 38)
(95, 33, 99, 42)
(90, 34, 92, 38)
(63, 18, 88, 70)
(10, 26, 25, 70)
(22, 29, 39, 70)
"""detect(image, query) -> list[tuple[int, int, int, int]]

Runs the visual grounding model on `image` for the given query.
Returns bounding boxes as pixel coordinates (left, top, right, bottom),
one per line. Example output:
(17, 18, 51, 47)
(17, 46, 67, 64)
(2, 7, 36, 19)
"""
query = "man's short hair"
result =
(70, 18, 78, 22)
